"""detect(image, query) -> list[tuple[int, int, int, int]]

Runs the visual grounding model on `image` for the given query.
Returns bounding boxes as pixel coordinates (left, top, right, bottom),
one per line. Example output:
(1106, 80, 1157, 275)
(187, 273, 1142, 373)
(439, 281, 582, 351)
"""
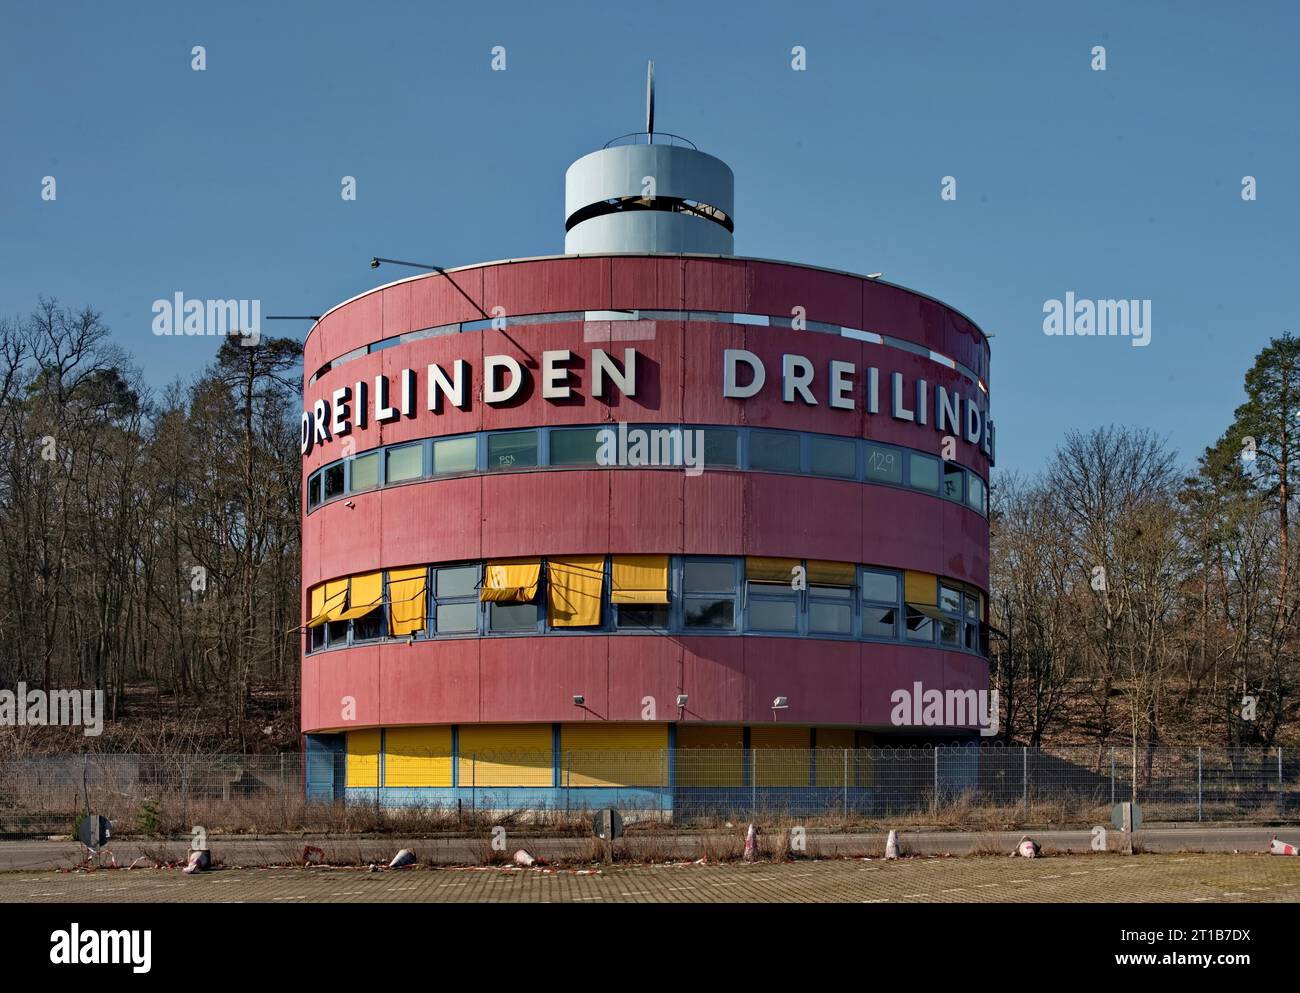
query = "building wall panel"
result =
(384, 725, 453, 787)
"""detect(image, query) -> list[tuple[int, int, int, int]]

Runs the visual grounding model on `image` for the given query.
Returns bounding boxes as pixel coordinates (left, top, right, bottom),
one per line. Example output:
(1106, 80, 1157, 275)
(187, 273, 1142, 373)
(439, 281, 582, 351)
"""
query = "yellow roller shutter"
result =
(480, 559, 541, 603)
(323, 578, 349, 620)
(745, 557, 800, 584)
(336, 571, 384, 620)
(384, 726, 452, 787)
(306, 584, 330, 628)
(610, 555, 669, 604)
(346, 728, 380, 788)
(676, 725, 744, 787)
(387, 567, 427, 636)
(807, 560, 856, 587)
(905, 570, 937, 605)
(560, 723, 668, 786)
(814, 728, 855, 786)
(547, 556, 605, 627)
(457, 724, 553, 787)
(751, 726, 810, 786)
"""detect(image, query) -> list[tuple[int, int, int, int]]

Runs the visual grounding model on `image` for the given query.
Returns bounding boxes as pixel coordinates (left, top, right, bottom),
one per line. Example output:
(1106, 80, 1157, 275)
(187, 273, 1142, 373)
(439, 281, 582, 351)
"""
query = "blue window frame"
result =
(861, 567, 900, 640)
(322, 462, 345, 500)
(682, 557, 739, 630)
(432, 563, 481, 635)
(305, 424, 991, 519)
(942, 462, 964, 503)
(745, 575, 800, 633)
(304, 554, 987, 657)
(807, 576, 854, 636)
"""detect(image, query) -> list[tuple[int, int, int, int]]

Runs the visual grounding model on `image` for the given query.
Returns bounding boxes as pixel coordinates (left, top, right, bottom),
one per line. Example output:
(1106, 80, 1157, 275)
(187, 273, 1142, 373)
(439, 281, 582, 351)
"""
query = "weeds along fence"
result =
(0, 746, 1296, 836)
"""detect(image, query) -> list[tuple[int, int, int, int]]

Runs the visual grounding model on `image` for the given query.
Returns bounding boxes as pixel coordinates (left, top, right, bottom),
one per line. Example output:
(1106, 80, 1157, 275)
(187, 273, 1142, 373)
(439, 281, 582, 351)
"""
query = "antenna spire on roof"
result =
(645, 60, 655, 135)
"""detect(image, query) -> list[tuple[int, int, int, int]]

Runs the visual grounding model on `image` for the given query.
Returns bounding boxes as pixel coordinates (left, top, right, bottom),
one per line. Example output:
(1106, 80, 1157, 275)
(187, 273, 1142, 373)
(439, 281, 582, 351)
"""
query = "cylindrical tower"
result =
(298, 74, 994, 810)
(564, 140, 735, 255)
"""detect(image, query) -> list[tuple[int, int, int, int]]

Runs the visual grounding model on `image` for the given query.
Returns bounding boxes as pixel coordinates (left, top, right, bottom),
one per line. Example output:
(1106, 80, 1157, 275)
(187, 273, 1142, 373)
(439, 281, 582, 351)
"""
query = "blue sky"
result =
(2, 0, 1297, 474)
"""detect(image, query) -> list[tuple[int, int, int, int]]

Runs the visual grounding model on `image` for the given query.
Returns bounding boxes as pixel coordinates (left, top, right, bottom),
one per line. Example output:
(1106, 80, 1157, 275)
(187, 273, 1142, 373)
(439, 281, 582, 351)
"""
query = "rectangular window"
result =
(808, 593, 852, 635)
(307, 472, 322, 510)
(942, 463, 964, 502)
(487, 430, 538, 470)
(748, 431, 801, 472)
(353, 610, 386, 641)
(746, 582, 798, 632)
(309, 624, 326, 652)
(683, 558, 738, 630)
(937, 584, 962, 645)
(860, 569, 899, 604)
(350, 452, 380, 492)
(386, 443, 424, 483)
(809, 436, 856, 478)
(700, 428, 739, 468)
(940, 616, 960, 645)
(968, 473, 987, 515)
(616, 603, 670, 629)
(323, 463, 345, 499)
(684, 560, 735, 592)
(431, 564, 479, 634)
(326, 619, 349, 645)
(488, 601, 540, 632)
(433, 436, 477, 475)
(684, 597, 735, 628)
(437, 565, 478, 598)
(864, 443, 902, 484)
(905, 606, 935, 642)
(862, 605, 896, 639)
(549, 427, 604, 467)
(939, 585, 962, 614)
(436, 602, 478, 633)
(861, 568, 899, 639)
(908, 453, 939, 492)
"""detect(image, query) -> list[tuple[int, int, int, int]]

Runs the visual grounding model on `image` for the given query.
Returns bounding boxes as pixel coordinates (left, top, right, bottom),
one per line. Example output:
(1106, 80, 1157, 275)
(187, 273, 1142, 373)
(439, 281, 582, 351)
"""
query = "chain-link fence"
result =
(1, 746, 1296, 836)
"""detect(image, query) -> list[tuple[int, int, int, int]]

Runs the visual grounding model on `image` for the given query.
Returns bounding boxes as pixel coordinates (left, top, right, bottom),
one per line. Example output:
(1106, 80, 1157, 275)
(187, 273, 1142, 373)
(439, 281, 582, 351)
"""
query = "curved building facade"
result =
(299, 133, 994, 808)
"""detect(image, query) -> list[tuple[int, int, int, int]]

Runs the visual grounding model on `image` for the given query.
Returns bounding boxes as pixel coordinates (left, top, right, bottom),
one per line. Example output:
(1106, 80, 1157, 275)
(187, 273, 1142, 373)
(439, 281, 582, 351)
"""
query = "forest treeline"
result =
(0, 299, 1296, 752)
(0, 300, 302, 751)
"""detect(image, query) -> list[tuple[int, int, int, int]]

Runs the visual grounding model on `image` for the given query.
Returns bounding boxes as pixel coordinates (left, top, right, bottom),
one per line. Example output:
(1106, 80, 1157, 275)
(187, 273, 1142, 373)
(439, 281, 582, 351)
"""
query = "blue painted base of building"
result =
(342, 785, 974, 817)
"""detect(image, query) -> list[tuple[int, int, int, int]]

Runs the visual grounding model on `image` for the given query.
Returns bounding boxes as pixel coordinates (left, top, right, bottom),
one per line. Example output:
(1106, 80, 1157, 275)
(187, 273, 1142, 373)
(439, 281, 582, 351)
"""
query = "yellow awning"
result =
(334, 571, 383, 620)
(547, 556, 605, 627)
(904, 570, 936, 605)
(307, 579, 348, 628)
(387, 567, 428, 636)
(807, 560, 856, 587)
(746, 556, 800, 585)
(610, 555, 669, 604)
(480, 558, 541, 603)
(907, 603, 947, 622)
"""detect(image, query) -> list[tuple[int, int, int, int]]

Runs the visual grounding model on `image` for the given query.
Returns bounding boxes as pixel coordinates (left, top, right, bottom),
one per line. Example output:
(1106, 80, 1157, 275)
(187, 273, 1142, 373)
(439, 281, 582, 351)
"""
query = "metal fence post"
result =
(843, 748, 848, 819)
(751, 749, 758, 813)
(1110, 747, 1115, 807)
(1022, 746, 1028, 819)
(471, 753, 477, 814)
(1280, 747, 1285, 813)
(1197, 747, 1203, 822)
(932, 746, 939, 816)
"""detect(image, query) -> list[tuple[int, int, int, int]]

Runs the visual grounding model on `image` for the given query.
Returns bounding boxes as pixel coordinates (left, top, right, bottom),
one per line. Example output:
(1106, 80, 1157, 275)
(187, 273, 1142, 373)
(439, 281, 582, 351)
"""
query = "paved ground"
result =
(0, 825, 1293, 870)
(1, 853, 1296, 903)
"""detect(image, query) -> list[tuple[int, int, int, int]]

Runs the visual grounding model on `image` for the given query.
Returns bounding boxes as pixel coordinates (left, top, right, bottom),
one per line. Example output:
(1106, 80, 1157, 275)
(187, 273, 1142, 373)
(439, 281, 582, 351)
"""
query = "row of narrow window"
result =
(306, 424, 989, 516)
(307, 307, 987, 389)
(306, 556, 987, 656)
